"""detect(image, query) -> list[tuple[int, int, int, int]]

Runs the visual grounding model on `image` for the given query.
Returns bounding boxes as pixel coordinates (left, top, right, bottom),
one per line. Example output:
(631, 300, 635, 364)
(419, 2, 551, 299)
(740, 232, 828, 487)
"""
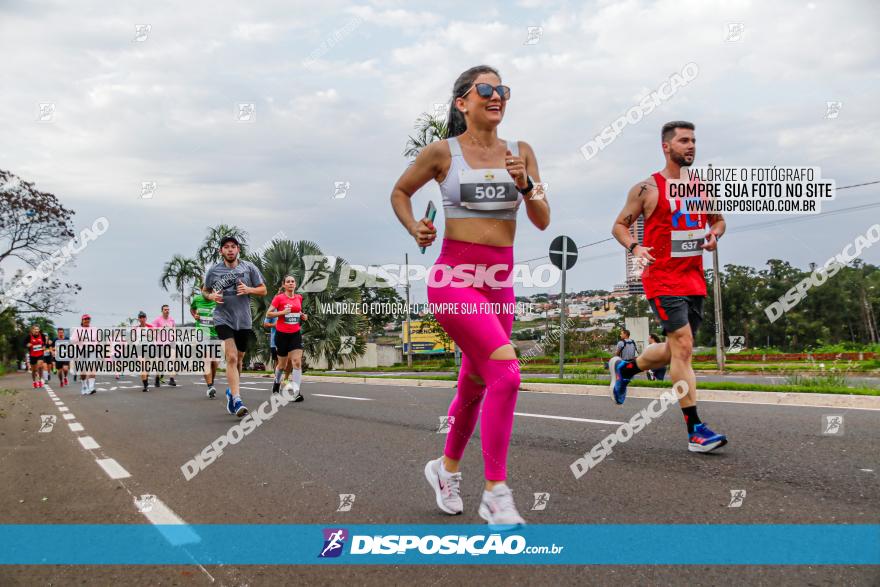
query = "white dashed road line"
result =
(95, 457, 132, 479)
(312, 393, 373, 401)
(78, 436, 100, 450)
(68, 422, 84, 432)
(514, 411, 625, 425)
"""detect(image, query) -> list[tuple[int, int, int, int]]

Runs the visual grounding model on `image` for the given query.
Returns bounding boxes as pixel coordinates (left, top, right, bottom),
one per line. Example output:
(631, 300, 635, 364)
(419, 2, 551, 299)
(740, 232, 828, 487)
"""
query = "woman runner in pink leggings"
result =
(391, 65, 550, 527)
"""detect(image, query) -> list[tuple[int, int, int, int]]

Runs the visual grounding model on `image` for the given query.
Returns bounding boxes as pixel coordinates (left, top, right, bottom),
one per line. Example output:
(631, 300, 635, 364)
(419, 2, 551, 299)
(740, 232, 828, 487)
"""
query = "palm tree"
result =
(159, 255, 203, 323)
(249, 239, 368, 370)
(197, 224, 249, 268)
(403, 112, 448, 161)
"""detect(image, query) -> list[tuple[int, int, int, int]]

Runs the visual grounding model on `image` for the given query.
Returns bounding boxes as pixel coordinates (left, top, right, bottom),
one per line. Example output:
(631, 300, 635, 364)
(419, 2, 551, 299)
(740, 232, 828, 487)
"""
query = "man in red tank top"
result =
(26, 325, 47, 389)
(609, 121, 728, 453)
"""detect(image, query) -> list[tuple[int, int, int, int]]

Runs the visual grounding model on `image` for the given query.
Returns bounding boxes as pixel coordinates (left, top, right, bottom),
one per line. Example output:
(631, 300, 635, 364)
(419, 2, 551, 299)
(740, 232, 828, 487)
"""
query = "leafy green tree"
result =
(248, 239, 368, 370)
(403, 112, 448, 160)
(0, 169, 80, 315)
(359, 285, 405, 337)
(159, 255, 203, 323)
(196, 224, 249, 268)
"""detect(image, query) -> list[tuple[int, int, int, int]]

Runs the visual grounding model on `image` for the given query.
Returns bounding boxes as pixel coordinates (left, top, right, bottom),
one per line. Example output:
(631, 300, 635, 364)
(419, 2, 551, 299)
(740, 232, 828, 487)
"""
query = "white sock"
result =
(89, 378, 96, 390)
(292, 369, 302, 388)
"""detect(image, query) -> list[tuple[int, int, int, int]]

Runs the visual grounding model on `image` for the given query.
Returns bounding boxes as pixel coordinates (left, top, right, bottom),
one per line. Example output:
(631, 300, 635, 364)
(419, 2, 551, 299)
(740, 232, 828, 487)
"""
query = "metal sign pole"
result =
(559, 264, 566, 380)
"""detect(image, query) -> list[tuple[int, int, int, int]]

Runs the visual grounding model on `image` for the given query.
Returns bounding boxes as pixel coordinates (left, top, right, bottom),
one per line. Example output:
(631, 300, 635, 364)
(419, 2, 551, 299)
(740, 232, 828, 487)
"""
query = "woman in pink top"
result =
(265, 275, 308, 400)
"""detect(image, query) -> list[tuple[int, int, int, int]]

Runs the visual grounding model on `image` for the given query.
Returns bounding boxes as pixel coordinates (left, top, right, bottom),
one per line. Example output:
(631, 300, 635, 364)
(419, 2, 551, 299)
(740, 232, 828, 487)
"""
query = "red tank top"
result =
(29, 334, 45, 357)
(640, 172, 707, 298)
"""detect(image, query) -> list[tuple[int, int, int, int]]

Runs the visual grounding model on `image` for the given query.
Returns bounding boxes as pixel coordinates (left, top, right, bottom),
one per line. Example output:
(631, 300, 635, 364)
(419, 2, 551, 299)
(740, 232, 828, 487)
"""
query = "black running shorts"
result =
(275, 330, 303, 355)
(648, 295, 704, 336)
(215, 325, 251, 353)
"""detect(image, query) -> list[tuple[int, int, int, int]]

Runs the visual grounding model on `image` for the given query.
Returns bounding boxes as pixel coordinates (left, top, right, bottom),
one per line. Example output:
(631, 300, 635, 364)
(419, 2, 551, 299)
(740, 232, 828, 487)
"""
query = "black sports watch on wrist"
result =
(628, 242, 639, 253)
(516, 177, 534, 195)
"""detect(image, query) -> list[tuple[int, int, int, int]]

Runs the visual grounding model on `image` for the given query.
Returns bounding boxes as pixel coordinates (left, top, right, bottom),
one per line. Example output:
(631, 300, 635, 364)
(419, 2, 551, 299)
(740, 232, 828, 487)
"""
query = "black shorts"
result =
(275, 330, 303, 355)
(648, 296, 704, 336)
(28, 355, 44, 366)
(43, 356, 54, 364)
(215, 325, 251, 353)
(270, 347, 278, 361)
(56, 361, 69, 369)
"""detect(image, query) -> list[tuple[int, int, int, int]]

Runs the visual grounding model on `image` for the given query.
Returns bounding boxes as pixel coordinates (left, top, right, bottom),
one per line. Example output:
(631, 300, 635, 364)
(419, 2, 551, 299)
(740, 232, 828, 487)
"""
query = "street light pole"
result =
(713, 246, 725, 372)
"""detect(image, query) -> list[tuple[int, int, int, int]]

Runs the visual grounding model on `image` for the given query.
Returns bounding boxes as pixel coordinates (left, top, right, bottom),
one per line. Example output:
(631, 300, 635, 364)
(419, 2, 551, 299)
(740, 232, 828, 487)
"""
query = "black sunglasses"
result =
(462, 83, 511, 101)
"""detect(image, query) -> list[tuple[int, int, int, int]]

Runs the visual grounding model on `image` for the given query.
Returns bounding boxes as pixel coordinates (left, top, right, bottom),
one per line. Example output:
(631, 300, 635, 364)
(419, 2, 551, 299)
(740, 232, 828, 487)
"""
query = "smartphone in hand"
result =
(420, 200, 437, 254)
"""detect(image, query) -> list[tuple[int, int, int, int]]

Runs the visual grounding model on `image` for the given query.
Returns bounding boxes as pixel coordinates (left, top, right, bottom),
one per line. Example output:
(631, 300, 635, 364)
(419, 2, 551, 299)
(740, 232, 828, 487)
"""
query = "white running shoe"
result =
(478, 484, 525, 530)
(282, 382, 295, 395)
(424, 457, 463, 515)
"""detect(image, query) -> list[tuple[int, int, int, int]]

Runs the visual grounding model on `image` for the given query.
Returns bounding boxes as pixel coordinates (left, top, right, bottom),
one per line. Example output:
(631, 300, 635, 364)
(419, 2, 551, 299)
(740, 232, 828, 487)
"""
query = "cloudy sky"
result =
(1, 0, 878, 327)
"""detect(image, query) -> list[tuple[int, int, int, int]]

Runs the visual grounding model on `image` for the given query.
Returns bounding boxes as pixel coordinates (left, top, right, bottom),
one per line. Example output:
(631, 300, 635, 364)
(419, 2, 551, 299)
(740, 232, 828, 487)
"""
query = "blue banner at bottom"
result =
(2, 524, 878, 565)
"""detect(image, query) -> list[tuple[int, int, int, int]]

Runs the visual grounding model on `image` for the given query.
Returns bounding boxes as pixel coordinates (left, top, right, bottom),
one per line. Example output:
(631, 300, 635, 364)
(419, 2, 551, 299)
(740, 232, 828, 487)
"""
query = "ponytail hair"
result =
(445, 65, 501, 138)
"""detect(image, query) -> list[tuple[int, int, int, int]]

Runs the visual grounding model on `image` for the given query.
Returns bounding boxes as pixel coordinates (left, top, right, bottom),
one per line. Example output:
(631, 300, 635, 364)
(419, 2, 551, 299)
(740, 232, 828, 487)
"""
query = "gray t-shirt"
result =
(616, 339, 638, 360)
(204, 260, 265, 330)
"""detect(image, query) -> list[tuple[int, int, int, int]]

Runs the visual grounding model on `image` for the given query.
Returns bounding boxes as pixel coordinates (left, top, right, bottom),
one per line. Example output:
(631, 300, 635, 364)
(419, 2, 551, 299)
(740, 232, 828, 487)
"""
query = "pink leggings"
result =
(427, 238, 520, 481)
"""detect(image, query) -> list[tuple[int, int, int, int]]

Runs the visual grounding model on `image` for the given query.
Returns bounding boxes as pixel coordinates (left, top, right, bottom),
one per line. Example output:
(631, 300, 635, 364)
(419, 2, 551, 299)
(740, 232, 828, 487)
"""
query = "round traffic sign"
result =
(549, 235, 578, 270)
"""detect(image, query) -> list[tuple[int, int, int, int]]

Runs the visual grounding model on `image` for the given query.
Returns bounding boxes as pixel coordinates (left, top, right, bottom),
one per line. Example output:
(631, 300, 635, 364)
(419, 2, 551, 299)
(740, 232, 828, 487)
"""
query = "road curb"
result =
(304, 375, 880, 410)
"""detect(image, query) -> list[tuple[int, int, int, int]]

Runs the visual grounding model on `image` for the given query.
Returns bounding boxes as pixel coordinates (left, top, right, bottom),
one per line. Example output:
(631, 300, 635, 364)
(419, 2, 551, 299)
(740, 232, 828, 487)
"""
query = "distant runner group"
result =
(25, 236, 309, 411)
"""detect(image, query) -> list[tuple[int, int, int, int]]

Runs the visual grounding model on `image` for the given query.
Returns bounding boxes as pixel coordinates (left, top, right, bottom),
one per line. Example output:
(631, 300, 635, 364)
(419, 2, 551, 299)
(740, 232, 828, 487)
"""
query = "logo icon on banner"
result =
(822, 414, 844, 435)
(437, 415, 455, 434)
(728, 489, 746, 508)
(336, 494, 355, 512)
(319, 528, 348, 558)
(332, 181, 351, 199)
(524, 26, 543, 45)
(39, 415, 56, 433)
(725, 23, 745, 42)
(301, 256, 337, 293)
(531, 492, 550, 511)
(824, 101, 842, 120)
(727, 335, 745, 354)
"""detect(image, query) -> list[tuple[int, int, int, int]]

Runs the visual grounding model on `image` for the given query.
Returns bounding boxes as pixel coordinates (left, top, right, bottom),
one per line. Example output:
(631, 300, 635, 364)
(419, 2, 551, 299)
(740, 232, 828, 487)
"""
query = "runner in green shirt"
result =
(190, 292, 220, 398)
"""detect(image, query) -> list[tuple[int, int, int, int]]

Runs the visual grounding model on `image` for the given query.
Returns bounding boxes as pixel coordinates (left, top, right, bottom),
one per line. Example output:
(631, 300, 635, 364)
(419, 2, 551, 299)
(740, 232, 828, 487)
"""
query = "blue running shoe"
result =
(688, 423, 728, 453)
(225, 388, 235, 415)
(232, 396, 248, 418)
(607, 356, 631, 405)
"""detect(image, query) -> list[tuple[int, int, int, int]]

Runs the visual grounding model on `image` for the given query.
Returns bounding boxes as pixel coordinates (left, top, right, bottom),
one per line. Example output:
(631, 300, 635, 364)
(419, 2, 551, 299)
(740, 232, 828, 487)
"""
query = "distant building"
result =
(625, 215, 645, 295)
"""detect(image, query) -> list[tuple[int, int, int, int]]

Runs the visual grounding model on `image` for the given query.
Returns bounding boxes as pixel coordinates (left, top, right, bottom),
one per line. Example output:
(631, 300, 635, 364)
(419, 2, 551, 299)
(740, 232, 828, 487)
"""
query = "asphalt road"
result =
(2, 372, 878, 586)
(342, 370, 880, 388)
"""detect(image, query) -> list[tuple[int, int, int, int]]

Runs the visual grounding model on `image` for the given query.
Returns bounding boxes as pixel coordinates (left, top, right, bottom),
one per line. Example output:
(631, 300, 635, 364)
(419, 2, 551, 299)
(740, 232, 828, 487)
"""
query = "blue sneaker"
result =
(225, 389, 235, 415)
(688, 423, 728, 453)
(607, 356, 631, 405)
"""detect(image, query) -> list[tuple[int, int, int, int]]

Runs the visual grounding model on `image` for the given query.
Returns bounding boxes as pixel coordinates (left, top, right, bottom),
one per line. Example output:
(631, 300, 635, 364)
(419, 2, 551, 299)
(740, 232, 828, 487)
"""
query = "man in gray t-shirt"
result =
(615, 329, 638, 361)
(202, 235, 267, 418)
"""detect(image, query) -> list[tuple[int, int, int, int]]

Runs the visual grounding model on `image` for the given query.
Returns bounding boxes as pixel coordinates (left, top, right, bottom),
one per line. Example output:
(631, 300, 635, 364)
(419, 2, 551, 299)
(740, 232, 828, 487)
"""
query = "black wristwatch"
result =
(628, 242, 639, 253)
(516, 177, 534, 195)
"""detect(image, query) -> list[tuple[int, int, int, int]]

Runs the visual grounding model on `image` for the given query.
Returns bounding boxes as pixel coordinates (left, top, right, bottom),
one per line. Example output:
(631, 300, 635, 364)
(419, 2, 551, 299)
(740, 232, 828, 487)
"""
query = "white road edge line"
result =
(312, 393, 373, 401)
(514, 411, 624, 425)
(95, 457, 131, 479)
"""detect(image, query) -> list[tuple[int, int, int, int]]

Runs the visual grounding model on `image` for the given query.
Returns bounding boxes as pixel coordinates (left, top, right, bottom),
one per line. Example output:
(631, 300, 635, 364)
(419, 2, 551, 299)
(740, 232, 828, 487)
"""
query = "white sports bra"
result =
(439, 136, 523, 220)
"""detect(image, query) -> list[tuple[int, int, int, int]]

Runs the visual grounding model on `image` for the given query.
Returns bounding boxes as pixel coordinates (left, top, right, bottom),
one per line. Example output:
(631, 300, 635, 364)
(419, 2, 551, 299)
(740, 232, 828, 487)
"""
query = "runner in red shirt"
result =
(265, 275, 308, 401)
(609, 121, 728, 453)
(26, 325, 47, 388)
